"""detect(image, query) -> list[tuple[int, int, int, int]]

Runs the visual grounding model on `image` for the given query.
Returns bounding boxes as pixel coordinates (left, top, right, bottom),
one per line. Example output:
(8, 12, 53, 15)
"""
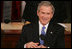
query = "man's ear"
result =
(37, 10, 39, 16)
(51, 12, 54, 19)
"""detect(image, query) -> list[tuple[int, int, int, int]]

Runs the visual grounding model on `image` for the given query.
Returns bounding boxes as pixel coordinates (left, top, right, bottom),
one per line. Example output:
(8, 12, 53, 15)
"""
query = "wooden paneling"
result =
(65, 35, 71, 48)
(1, 34, 20, 48)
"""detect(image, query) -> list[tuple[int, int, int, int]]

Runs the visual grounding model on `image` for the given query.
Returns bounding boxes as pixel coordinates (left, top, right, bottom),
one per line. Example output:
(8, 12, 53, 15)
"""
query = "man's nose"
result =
(43, 15, 48, 18)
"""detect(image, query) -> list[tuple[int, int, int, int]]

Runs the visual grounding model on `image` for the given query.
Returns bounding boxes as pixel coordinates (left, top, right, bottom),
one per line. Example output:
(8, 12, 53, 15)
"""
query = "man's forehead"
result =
(40, 6, 53, 12)
(40, 6, 52, 10)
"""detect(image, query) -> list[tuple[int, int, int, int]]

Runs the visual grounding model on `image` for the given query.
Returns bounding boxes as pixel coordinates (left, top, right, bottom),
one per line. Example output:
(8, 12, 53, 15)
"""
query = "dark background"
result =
(1, 1, 71, 23)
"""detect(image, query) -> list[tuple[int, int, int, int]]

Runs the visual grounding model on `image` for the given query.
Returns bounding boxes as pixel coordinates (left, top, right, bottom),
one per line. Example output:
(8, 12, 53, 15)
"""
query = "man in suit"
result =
(17, 1, 65, 48)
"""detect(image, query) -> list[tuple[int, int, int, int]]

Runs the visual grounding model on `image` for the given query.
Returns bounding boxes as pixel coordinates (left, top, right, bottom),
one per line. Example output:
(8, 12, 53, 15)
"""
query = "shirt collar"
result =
(39, 21, 49, 28)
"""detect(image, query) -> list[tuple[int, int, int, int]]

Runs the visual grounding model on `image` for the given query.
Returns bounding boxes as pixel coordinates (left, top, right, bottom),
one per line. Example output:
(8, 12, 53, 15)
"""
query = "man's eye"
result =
(42, 12, 45, 14)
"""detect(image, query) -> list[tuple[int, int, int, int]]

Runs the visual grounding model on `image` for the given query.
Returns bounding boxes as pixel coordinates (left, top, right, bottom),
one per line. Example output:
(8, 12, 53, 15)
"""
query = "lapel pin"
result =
(50, 32, 53, 34)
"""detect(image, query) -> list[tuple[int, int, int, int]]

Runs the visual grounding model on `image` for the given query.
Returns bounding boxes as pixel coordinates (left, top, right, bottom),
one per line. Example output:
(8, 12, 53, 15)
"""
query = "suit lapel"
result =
(46, 21, 54, 36)
(46, 22, 57, 47)
(45, 21, 56, 47)
(32, 22, 39, 43)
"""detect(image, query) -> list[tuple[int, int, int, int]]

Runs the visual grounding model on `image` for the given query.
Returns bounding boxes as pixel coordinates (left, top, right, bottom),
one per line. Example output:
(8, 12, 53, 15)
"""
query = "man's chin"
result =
(42, 22, 48, 25)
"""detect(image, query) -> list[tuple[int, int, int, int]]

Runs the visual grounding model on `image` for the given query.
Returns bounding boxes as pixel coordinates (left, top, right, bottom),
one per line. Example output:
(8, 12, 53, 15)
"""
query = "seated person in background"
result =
(16, 1, 65, 48)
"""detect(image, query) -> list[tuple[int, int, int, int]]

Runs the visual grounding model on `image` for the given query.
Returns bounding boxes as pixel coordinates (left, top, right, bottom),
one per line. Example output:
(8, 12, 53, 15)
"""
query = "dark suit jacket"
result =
(16, 21, 65, 48)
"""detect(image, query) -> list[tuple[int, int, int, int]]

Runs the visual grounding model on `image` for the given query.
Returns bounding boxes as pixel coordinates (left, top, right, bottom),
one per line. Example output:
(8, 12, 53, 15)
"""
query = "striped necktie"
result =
(40, 26, 46, 45)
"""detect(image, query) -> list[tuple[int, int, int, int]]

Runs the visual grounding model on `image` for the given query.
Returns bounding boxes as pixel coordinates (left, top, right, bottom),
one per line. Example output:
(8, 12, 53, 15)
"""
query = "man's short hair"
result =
(37, 1, 55, 14)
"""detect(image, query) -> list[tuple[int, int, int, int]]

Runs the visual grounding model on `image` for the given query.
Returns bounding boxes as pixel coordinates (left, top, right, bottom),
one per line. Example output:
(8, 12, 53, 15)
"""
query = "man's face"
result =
(37, 6, 54, 25)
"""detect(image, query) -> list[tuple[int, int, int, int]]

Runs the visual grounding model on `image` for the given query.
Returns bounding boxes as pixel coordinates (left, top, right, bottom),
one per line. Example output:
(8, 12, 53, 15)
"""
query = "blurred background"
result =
(1, 1, 71, 48)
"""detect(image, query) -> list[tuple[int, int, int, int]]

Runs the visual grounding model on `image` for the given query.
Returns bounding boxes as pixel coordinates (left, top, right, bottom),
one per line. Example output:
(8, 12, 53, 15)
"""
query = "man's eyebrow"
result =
(41, 12, 45, 13)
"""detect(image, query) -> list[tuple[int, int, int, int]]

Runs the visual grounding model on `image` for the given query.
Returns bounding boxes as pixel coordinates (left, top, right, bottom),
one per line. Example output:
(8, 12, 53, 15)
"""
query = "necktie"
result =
(40, 26, 46, 45)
